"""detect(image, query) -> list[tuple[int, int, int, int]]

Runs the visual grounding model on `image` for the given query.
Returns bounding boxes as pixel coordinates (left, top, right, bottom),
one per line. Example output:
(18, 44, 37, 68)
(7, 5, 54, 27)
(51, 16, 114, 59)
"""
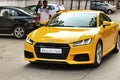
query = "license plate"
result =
(40, 48, 62, 54)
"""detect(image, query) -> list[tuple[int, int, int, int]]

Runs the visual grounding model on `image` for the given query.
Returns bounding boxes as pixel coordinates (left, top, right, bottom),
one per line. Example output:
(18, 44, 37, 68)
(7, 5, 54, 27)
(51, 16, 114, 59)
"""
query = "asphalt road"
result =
(0, 11, 120, 80)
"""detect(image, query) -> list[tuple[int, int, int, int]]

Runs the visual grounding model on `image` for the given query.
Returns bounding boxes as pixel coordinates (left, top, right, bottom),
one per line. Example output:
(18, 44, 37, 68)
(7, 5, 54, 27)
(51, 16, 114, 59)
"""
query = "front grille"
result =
(34, 43, 70, 59)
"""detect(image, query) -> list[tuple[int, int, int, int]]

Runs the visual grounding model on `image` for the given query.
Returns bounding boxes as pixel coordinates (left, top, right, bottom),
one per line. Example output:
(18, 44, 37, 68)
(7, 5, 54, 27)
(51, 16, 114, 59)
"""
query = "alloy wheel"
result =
(107, 9, 112, 14)
(96, 42, 102, 64)
(94, 41, 102, 67)
(116, 34, 120, 51)
(13, 25, 26, 39)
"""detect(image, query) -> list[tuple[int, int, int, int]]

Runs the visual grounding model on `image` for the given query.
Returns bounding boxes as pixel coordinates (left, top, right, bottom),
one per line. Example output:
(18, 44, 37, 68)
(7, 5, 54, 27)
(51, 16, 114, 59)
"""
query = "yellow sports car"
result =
(24, 10, 120, 67)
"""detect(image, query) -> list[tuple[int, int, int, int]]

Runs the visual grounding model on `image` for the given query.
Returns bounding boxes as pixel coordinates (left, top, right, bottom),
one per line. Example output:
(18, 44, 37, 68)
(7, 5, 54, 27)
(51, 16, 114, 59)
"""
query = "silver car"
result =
(90, 2, 117, 14)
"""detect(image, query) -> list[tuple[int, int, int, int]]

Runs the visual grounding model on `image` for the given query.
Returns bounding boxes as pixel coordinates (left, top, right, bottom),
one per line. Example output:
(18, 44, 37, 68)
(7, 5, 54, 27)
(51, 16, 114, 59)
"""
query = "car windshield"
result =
(105, 3, 113, 7)
(47, 12, 97, 27)
(17, 7, 34, 15)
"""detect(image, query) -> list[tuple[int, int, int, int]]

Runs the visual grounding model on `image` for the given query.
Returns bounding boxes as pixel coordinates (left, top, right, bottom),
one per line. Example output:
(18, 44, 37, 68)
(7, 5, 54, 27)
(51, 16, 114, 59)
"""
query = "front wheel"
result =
(107, 9, 113, 14)
(112, 34, 120, 53)
(13, 25, 26, 39)
(93, 41, 102, 67)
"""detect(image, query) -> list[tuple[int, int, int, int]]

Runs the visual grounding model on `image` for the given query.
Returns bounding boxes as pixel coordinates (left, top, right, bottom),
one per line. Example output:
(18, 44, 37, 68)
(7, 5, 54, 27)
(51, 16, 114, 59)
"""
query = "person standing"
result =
(35, 0, 42, 14)
(37, 0, 51, 23)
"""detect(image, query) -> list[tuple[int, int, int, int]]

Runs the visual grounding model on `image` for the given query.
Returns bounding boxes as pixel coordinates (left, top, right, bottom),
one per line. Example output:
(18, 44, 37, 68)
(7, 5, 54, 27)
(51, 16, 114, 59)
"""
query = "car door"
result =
(0, 8, 16, 34)
(99, 13, 115, 55)
(91, 4, 100, 10)
(92, 3, 105, 11)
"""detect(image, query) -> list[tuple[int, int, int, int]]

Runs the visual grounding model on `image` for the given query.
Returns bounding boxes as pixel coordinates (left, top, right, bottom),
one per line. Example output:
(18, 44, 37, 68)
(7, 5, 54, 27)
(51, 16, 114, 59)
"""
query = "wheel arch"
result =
(118, 31, 120, 35)
(12, 24, 26, 39)
(94, 37, 103, 55)
(94, 35, 103, 50)
(98, 39, 103, 47)
(93, 38, 103, 67)
(96, 39, 103, 55)
(11, 24, 25, 33)
(107, 9, 113, 14)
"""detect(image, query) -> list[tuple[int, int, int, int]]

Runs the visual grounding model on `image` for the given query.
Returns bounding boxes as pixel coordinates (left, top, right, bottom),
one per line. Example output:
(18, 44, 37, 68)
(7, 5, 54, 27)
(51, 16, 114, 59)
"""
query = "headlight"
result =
(26, 37, 33, 45)
(73, 38, 92, 46)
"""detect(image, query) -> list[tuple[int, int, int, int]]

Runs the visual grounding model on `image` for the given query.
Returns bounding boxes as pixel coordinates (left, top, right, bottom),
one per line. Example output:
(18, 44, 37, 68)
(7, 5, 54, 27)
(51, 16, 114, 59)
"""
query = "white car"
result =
(25, 4, 65, 16)
(49, 4, 65, 16)
(105, 2, 117, 14)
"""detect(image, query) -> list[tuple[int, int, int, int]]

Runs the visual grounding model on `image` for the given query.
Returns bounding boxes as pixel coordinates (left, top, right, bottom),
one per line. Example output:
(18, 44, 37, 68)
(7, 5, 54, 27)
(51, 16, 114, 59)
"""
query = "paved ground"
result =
(0, 11, 120, 80)
(109, 10, 120, 23)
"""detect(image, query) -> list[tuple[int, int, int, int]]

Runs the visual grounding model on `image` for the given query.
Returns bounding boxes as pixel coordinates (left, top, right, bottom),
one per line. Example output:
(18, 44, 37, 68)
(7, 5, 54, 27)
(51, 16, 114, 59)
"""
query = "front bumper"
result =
(24, 41, 96, 65)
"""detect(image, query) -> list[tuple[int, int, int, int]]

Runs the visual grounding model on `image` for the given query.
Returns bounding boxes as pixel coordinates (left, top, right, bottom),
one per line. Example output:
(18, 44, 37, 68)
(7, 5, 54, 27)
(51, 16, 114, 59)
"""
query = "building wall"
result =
(0, 0, 118, 9)
(0, 0, 90, 10)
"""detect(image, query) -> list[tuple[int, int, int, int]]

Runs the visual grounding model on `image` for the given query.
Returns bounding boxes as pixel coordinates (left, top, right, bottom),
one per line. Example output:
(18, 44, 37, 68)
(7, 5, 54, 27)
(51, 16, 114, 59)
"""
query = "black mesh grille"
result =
(34, 43, 70, 59)
(73, 54, 89, 61)
(24, 51, 34, 58)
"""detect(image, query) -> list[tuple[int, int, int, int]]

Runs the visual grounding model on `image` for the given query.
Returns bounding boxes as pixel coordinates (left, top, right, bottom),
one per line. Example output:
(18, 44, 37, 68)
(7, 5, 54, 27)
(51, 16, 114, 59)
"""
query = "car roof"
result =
(58, 10, 103, 15)
(0, 6, 35, 16)
(0, 6, 25, 10)
(0, 6, 20, 8)
(25, 4, 59, 7)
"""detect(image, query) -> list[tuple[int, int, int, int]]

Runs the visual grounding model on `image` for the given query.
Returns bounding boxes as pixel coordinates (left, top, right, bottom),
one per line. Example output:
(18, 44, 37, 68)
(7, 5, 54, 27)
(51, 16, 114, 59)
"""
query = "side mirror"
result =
(41, 20, 47, 26)
(103, 21, 110, 27)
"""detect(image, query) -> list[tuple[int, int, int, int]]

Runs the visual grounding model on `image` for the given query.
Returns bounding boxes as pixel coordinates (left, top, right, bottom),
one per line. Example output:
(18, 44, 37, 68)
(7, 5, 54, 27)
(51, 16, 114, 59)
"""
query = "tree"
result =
(85, 0, 88, 9)
(62, 0, 64, 5)
(70, 0, 73, 10)
(78, 0, 81, 9)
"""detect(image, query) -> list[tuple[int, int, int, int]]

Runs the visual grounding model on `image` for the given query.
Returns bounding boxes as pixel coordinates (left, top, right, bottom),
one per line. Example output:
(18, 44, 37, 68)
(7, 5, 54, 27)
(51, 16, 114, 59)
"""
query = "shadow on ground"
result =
(0, 34, 25, 40)
(25, 63, 94, 71)
(24, 51, 119, 71)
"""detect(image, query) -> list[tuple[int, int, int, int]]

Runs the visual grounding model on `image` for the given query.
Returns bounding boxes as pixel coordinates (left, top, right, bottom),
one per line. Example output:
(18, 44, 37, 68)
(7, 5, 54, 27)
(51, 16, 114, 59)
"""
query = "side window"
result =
(48, 5, 55, 10)
(105, 4, 109, 6)
(103, 14, 111, 22)
(0, 8, 20, 16)
(99, 13, 111, 25)
(0, 9, 10, 16)
(99, 14, 105, 25)
(31, 6, 36, 11)
(9, 9, 19, 16)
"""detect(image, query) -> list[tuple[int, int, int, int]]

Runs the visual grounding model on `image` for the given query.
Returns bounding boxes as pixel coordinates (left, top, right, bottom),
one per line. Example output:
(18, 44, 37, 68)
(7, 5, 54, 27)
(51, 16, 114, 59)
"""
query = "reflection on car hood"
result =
(29, 27, 100, 43)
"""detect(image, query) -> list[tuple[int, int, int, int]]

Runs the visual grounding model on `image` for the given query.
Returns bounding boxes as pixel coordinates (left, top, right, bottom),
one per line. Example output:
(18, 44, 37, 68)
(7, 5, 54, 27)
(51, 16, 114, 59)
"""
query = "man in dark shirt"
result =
(35, 0, 42, 14)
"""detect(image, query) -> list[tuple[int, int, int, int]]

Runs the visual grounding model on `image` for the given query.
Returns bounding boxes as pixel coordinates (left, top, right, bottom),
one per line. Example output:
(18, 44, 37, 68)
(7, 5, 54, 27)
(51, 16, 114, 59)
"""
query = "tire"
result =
(107, 9, 112, 14)
(112, 34, 120, 53)
(94, 41, 102, 67)
(13, 25, 26, 39)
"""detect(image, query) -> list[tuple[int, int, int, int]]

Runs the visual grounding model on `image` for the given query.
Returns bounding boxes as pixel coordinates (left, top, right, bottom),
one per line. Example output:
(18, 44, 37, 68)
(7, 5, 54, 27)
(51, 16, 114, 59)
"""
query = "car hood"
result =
(29, 27, 100, 43)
